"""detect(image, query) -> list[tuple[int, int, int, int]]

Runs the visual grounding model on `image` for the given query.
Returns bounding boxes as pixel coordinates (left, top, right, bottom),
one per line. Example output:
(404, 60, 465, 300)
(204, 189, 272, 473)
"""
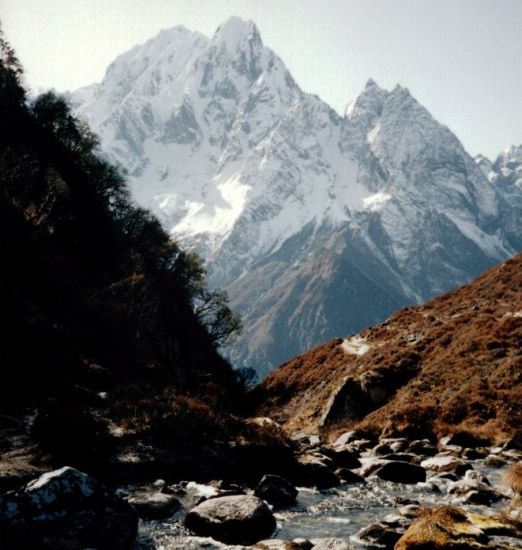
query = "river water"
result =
(136, 456, 521, 549)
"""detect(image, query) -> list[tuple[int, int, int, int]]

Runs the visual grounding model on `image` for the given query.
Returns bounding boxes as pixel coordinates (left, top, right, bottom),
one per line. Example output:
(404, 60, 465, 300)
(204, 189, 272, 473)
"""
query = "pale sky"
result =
(2, 0, 521, 159)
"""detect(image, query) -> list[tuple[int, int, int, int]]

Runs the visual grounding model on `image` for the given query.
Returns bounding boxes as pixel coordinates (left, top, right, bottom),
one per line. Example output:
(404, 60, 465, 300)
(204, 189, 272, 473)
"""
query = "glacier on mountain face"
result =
(71, 17, 522, 376)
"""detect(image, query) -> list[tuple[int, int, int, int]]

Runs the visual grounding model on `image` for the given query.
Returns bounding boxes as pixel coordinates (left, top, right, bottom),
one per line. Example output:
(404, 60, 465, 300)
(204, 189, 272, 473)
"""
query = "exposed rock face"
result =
(256, 254, 522, 442)
(0, 466, 138, 549)
(185, 494, 276, 544)
(71, 17, 522, 375)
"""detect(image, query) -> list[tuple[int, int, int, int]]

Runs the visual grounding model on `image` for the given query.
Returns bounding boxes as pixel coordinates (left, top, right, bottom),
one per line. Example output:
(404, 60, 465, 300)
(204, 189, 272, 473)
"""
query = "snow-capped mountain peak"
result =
(213, 16, 262, 50)
(345, 78, 387, 120)
(72, 18, 522, 374)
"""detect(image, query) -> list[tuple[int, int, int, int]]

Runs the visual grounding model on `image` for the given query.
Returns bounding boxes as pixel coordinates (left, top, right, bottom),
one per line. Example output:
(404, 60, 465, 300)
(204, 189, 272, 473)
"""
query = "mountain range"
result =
(71, 16, 522, 375)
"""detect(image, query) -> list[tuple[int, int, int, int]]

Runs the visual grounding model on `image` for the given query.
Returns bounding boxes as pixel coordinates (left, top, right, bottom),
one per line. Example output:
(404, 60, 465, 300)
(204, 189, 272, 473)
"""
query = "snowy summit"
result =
(72, 17, 522, 374)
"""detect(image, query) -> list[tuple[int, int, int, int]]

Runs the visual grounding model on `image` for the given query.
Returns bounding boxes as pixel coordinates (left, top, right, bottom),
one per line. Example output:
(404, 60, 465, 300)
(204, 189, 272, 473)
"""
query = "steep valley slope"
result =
(255, 253, 522, 444)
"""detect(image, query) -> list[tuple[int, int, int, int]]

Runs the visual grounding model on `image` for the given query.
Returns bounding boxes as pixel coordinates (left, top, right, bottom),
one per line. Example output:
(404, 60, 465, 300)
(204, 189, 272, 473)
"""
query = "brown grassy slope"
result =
(255, 254, 522, 443)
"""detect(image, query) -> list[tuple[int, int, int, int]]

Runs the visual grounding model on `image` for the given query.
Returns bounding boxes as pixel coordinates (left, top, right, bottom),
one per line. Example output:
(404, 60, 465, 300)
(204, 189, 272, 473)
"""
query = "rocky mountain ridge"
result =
(71, 17, 522, 374)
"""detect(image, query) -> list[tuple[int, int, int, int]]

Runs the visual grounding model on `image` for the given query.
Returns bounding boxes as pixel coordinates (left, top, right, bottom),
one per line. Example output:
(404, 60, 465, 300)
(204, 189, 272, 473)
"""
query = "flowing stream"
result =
(136, 457, 520, 549)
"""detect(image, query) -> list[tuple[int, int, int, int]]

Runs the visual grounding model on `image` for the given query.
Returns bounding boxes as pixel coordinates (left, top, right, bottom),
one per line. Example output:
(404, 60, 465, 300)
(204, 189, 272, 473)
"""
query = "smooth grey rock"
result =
(185, 494, 276, 545)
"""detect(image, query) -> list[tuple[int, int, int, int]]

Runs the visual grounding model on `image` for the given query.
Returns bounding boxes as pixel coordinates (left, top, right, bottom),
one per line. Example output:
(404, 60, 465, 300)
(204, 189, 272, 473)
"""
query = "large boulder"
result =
(254, 474, 298, 506)
(185, 494, 276, 545)
(0, 466, 138, 549)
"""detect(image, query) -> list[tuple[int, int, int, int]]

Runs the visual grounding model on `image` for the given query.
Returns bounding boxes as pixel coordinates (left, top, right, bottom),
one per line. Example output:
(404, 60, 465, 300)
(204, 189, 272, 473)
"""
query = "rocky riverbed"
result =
(131, 432, 522, 549)
(1, 430, 521, 549)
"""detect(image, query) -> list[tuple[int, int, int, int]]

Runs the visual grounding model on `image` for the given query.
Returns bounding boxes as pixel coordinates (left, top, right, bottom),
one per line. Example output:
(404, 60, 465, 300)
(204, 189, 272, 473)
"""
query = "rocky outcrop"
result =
(320, 354, 420, 427)
(0, 466, 138, 549)
(185, 494, 276, 545)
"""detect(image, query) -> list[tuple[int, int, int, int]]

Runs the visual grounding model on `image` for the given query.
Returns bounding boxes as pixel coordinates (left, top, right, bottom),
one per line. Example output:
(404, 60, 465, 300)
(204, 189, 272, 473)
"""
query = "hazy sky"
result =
(2, 0, 521, 159)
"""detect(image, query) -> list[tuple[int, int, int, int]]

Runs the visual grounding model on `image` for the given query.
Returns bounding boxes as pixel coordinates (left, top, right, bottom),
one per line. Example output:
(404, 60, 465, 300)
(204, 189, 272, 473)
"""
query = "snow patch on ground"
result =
(341, 336, 370, 356)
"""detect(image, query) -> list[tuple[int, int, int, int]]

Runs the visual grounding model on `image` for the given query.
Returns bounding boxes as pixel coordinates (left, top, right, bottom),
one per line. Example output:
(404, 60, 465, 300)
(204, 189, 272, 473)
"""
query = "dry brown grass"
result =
(504, 462, 522, 496)
(257, 254, 522, 443)
(394, 505, 520, 549)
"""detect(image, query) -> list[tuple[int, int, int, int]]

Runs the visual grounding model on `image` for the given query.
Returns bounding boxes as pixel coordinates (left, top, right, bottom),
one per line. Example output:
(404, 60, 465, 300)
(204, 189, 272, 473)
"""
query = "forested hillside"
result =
(0, 31, 242, 409)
